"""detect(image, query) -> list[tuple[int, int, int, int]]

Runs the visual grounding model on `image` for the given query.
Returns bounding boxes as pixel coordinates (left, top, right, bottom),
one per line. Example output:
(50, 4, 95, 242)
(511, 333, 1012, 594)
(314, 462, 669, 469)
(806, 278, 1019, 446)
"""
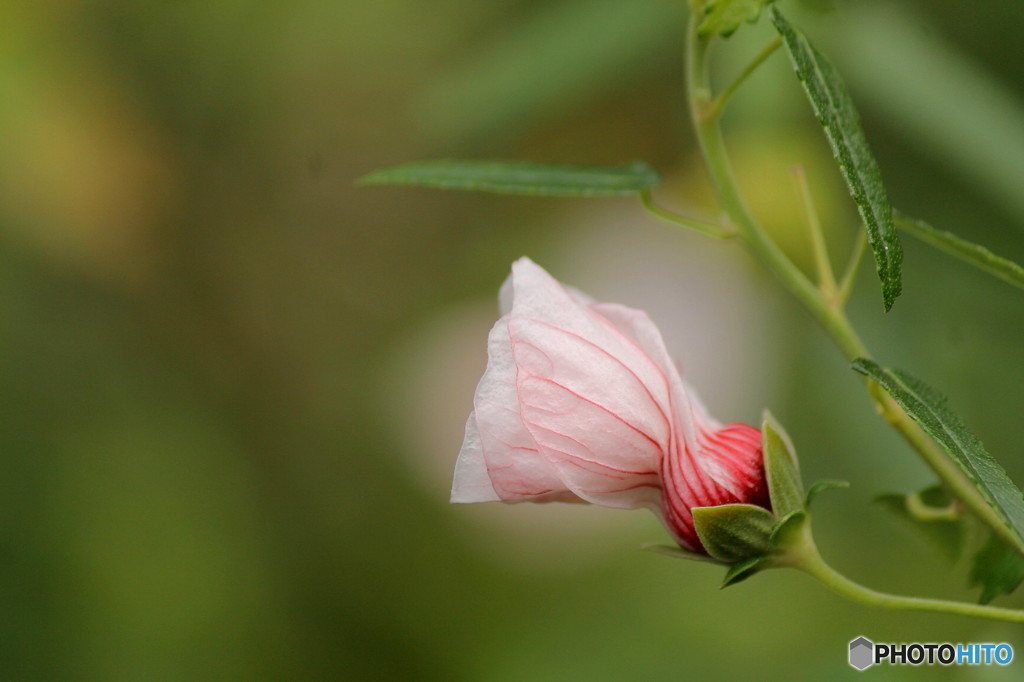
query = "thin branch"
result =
(837, 229, 867, 305)
(706, 35, 782, 121)
(640, 191, 734, 239)
(792, 165, 836, 297)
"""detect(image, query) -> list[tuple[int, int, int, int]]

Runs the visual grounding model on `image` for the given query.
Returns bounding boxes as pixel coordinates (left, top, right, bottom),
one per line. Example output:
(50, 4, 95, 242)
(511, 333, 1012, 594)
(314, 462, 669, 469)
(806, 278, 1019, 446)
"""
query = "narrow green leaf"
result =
(969, 533, 1024, 604)
(853, 358, 1024, 551)
(358, 160, 660, 197)
(769, 7, 903, 311)
(894, 211, 1024, 292)
(761, 411, 803, 517)
(693, 503, 775, 563)
(721, 556, 769, 588)
(699, 0, 768, 38)
(876, 485, 966, 562)
(805, 480, 848, 508)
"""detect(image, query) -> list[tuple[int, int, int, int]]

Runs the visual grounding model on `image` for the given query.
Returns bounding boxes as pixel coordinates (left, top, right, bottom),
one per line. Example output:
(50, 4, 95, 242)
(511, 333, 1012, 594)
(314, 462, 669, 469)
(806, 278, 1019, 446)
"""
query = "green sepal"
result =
(876, 485, 965, 562)
(699, 0, 770, 38)
(769, 510, 808, 549)
(692, 503, 775, 563)
(969, 533, 1024, 604)
(641, 543, 724, 564)
(761, 411, 804, 517)
(806, 480, 849, 508)
(721, 556, 771, 588)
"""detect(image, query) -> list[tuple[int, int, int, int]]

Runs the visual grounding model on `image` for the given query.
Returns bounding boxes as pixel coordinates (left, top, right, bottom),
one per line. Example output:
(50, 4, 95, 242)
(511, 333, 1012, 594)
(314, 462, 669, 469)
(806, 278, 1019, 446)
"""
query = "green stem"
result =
(787, 525, 1024, 623)
(905, 489, 960, 522)
(837, 229, 867, 305)
(870, 382, 1024, 553)
(706, 35, 782, 121)
(640, 190, 734, 239)
(684, 10, 1020, 554)
(685, 15, 867, 361)
(792, 165, 837, 297)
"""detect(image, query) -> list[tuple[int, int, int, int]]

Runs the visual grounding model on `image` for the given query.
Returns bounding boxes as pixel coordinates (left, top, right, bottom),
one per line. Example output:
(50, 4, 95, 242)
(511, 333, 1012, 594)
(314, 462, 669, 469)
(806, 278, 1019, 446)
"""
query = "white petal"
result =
(469, 315, 576, 501)
(450, 414, 499, 502)
(506, 260, 670, 508)
(590, 303, 721, 438)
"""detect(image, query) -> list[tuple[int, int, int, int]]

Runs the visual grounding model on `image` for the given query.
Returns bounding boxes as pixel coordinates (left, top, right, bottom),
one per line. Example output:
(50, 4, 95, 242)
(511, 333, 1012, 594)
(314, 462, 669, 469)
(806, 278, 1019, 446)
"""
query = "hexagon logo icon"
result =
(849, 636, 874, 670)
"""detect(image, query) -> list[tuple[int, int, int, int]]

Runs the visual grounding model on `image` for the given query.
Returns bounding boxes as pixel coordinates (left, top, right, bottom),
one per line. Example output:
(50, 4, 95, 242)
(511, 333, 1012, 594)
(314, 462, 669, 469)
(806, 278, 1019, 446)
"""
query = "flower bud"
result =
(451, 258, 770, 553)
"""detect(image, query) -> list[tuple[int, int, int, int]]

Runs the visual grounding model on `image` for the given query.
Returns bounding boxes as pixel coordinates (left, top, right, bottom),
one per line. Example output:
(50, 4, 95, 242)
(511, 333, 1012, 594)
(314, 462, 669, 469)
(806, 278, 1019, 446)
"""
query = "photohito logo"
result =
(849, 637, 874, 671)
(848, 636, 1013, 670)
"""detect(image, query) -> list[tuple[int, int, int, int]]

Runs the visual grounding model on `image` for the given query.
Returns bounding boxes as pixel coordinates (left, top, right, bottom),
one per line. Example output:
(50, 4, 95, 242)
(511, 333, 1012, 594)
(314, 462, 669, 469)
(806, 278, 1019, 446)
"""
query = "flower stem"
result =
(785, 524, 1024, 623)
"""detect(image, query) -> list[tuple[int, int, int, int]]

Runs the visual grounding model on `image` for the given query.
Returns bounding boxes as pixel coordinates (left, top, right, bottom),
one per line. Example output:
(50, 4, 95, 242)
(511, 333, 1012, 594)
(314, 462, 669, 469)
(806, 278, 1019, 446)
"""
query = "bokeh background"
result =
(3, 0, 1024, 679)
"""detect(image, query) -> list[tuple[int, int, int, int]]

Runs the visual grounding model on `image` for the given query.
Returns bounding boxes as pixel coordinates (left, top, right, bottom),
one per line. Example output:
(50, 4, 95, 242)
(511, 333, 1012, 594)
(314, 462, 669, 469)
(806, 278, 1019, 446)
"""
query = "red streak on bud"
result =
(661, 423, 769, 552)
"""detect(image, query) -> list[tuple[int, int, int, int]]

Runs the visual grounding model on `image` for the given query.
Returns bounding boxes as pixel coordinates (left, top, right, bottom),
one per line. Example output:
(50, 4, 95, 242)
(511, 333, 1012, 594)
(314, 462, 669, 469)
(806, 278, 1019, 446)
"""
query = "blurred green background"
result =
(3, 0, 1024, 679)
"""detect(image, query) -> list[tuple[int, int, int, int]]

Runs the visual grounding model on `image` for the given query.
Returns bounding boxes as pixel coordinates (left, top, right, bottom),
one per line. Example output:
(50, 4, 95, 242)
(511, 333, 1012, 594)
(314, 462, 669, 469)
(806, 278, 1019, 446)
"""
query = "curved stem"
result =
(788, 529, 1024, 623)
(905, 489, 961, 522)
(640, 190, 734, 239)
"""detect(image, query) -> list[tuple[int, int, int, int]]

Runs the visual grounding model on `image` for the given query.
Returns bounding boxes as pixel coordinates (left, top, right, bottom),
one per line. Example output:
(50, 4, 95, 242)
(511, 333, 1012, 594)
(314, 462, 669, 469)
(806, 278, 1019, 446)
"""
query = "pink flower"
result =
(451, 258, 769, 553)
